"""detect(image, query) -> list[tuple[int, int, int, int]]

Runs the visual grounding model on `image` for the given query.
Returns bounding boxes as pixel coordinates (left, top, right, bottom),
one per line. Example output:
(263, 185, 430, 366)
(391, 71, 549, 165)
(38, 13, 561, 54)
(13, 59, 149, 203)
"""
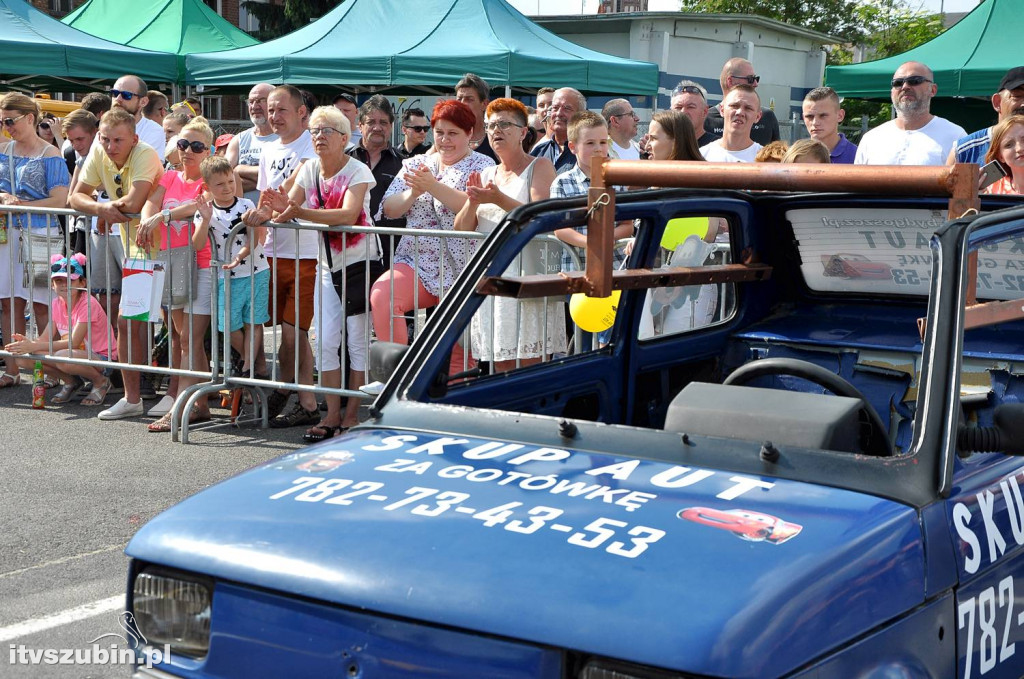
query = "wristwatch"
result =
(162, 208, 171, 223)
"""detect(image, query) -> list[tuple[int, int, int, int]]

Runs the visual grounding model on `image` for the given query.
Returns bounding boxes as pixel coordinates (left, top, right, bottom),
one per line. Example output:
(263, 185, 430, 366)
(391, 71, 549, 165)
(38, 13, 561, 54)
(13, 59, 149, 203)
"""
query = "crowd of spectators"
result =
(0, 59, 1021, 441)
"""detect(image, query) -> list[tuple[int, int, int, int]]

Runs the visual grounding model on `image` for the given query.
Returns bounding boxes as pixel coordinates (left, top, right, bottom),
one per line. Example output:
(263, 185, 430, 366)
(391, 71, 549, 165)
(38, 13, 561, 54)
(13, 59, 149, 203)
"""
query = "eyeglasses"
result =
(483, 121, 523, 133)
(731, 74, 760, 85)
(309, 127, 342, 137)
(891, 76, 932, 88)
(113, 173, 124, 199)
(176, 138, 209, 153)
(404, 125, 431, 133)
(1, 114, 27, 127)
(611, 112, 639, 121)
(109, 89, 141, 101)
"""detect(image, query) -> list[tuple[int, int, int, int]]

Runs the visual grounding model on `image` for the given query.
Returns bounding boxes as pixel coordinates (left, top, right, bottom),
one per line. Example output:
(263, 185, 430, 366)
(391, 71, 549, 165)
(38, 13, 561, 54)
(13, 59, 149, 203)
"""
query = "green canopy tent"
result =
(63, 0, 259, 85)
(825, 0, 1016, 129)
(185, 0, 658, 95)
(0, 0, 177, 92)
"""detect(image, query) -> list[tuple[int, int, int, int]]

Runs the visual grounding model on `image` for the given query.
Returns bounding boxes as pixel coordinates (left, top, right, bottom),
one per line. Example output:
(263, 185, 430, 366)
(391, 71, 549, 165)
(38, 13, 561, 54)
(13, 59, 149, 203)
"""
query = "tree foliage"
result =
(240, 0, 342, 41)
(677, 0, 864, 41)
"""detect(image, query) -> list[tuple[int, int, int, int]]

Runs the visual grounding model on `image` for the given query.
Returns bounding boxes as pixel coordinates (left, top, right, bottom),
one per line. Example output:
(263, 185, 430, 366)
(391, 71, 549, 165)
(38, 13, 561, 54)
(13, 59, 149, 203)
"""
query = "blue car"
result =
(125, 163, 1024, 678)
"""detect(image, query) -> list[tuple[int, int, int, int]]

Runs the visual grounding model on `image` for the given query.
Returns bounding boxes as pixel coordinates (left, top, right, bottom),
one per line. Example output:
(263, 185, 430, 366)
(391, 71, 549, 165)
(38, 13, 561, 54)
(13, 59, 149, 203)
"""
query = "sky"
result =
(506, 0, 984, 17)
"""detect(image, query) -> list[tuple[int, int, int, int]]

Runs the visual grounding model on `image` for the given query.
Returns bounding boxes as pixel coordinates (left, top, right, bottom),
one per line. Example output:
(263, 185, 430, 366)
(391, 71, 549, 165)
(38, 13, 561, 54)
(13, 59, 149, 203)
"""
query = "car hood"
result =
(128, 427, 925, 678)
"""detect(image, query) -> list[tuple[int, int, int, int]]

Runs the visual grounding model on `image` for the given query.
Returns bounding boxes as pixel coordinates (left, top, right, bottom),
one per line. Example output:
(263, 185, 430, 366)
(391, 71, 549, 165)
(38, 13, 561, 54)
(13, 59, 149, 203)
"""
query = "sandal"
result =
(148, 412, 173, 433)
(271, 402, 320, 429)
(188, 406, 212, 424)
(52, 378, 84, 404)
(302, 424, 347, 443)
(81, 377, 112, 406)
(42, 377, 60, 390)
(0, 373, 21, 388)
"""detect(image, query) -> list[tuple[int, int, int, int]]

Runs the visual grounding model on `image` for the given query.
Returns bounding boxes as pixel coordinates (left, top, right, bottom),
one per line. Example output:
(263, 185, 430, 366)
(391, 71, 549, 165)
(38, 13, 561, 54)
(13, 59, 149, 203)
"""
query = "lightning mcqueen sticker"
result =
(678, 506, 803, 544)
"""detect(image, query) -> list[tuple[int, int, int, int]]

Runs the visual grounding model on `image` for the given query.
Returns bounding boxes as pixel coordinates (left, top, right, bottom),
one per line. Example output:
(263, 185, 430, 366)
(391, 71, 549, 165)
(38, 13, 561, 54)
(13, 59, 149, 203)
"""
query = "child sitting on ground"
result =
(191, 156, 270, 377)
(4, 253, 115, 405)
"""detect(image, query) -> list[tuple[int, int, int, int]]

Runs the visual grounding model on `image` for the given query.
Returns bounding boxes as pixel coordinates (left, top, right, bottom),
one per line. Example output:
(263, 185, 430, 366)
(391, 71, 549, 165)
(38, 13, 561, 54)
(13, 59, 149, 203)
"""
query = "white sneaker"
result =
(360, 381, 385, 396)
(147, 395, 175, 417)
(98, 397, 145, 420)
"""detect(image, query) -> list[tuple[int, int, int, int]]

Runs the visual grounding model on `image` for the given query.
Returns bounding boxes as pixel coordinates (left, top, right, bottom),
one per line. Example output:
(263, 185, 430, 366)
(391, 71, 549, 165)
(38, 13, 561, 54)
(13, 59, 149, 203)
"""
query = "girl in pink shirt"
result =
(4, 253, 116, 406)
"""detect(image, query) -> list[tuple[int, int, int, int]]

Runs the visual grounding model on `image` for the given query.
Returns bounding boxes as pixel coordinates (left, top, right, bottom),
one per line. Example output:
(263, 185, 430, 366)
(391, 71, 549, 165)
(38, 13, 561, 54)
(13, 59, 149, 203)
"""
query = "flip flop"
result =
(81, 378, 112, 406)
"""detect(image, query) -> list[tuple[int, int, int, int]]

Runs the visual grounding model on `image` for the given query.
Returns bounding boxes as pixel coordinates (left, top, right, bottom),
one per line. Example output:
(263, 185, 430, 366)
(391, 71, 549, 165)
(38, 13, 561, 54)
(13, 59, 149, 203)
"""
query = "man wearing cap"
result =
(333, 93, 362, 148)
(214, 133, 233, 157)
(227, 83, 279, 205)
(948, 66, 1024, 165)
(704, 59, 780, 146)
(856, 61, 965, 166)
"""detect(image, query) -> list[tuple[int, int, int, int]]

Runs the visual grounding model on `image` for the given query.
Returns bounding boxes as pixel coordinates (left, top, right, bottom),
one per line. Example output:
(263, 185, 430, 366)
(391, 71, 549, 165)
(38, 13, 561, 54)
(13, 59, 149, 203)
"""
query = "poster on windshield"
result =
(789, 208, 1024, 301)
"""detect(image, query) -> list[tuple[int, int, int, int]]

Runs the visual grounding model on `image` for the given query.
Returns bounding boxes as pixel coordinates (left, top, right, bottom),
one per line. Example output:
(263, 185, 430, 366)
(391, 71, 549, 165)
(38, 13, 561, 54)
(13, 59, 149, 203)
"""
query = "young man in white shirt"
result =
(700, 86, 762, 163)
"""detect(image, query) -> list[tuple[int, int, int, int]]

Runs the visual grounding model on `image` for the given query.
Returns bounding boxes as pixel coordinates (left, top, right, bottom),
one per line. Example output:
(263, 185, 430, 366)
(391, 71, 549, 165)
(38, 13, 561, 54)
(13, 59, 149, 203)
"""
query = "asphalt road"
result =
(0, 381, 308, 678)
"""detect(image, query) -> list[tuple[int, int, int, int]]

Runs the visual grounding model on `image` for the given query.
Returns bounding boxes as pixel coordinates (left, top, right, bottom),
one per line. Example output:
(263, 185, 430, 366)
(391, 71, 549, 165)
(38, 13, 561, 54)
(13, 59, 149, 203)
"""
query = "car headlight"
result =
(132, 568, 212, 658)
(577, 658, 690, 679)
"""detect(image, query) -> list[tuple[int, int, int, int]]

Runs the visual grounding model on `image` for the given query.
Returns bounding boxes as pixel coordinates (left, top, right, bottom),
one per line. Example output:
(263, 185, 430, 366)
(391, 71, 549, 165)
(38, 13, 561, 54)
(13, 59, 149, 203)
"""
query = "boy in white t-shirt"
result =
(192, 156, 270, 377)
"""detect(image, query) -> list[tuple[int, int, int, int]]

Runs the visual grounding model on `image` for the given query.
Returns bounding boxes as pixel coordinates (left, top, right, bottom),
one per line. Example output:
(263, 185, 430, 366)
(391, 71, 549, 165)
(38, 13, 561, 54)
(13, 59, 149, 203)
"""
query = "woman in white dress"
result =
(454, 98, 564, 372)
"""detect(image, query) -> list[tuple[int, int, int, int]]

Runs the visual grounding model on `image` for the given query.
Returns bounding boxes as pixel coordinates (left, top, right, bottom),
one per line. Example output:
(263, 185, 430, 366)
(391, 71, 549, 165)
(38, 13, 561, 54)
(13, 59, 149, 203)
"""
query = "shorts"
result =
(266, 257, 316, 331)
(0, 231, 51, 304)
(219, 268, 270, 332)
(312, 265, 369, 372)
(169, 267, 213, 315)
(89, 231, 125, 295)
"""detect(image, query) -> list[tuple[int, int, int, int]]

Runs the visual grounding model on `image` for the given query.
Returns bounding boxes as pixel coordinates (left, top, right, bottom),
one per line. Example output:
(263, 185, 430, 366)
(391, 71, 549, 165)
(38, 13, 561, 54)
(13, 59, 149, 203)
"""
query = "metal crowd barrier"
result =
(0, 204, 591, 444)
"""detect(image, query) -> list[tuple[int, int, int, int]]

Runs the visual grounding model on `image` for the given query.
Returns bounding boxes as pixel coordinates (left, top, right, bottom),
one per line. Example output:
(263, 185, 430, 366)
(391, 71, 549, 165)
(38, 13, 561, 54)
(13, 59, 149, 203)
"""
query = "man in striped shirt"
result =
(948, 66, 1024, 165)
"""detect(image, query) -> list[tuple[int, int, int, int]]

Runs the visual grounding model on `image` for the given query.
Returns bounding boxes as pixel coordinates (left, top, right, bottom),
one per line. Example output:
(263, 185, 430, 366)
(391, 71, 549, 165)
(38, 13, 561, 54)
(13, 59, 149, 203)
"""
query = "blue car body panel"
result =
(128, 429, 926, 678)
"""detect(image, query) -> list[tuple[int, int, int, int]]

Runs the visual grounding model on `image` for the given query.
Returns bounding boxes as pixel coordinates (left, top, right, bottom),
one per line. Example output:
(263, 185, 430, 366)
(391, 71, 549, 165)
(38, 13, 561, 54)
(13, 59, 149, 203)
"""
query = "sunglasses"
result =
(173, 101, 197, 117)
(674, 85, 705, 98)
(404, 125, 431, 133)
(731, 74, 760, 85)
(113, 173, 124, 199)
(37, 122, 50, 131)
(109, 89, 140, 101)
(891, 76, 932, 88)
(1, 113, 27, 127)
(51, 259, 84, 276)
(176, 138, 209, 153)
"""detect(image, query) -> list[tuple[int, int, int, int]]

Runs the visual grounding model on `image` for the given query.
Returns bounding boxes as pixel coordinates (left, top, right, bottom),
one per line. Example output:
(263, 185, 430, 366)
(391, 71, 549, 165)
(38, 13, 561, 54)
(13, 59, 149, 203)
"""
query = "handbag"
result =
(8, 142, 63, 287)
(158, 245, 198, 307)
(314, 171, 384, 316)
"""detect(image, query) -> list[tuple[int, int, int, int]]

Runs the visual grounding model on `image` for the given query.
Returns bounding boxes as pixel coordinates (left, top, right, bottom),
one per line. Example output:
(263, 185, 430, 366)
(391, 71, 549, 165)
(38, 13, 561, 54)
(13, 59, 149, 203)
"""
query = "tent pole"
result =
(505, 85, 511, 98)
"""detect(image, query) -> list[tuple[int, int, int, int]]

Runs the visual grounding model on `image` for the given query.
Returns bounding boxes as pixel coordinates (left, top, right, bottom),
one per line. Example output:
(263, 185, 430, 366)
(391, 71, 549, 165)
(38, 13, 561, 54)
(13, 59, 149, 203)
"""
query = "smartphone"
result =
(980, 160, 1008, 190)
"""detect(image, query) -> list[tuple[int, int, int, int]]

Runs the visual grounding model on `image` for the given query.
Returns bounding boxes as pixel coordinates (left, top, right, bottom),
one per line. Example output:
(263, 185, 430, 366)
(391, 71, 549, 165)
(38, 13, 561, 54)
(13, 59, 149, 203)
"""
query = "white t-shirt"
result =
(610, 139, 641, 161)
(700, 140, 762, 163)
(854, 116, 967, 166)
(257, 131, 316, 259)
(194, 197, 269, 279)
(295, 156, 378, 271)
(235, 127, 280, 204)
(136, 116, 166, 162)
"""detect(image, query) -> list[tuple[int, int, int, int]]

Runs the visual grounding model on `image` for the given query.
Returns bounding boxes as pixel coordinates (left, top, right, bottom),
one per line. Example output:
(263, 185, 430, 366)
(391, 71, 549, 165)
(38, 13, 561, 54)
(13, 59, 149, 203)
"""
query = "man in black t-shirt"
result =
(704, 58, 780, 146)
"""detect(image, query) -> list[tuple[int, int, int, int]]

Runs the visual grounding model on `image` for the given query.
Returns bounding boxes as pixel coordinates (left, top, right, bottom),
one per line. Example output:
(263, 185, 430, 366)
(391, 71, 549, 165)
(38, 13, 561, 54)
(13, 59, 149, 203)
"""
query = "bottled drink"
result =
(0, 214, 7, 245)
(32, 360, 45, 409)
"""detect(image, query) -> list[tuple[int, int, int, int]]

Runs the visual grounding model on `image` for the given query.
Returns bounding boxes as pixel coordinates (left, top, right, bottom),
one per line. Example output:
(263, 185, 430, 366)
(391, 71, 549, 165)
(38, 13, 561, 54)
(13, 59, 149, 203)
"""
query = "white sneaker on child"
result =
(360, 381, 385, 396)
(98, 397, 145, 420)
(147, 395, 175, 417)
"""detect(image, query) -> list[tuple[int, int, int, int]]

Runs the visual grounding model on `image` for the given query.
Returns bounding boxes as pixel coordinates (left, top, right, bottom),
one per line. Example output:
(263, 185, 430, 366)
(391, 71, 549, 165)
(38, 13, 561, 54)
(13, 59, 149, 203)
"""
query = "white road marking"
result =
(0, 544, 124, 581)
(0, 595, 124, 642)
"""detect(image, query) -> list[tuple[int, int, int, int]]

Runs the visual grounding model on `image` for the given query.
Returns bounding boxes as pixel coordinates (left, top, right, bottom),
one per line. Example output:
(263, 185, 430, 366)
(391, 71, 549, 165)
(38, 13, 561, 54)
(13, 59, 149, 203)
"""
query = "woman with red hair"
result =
(453, 98, 564, 371)
(984, 114, 1024, 196)
(370, 99, 494, 376)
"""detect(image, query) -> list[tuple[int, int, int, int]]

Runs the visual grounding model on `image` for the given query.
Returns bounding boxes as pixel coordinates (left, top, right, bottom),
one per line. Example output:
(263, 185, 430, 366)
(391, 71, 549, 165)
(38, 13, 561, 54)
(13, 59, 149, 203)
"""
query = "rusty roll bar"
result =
(582, 159, 981, 298)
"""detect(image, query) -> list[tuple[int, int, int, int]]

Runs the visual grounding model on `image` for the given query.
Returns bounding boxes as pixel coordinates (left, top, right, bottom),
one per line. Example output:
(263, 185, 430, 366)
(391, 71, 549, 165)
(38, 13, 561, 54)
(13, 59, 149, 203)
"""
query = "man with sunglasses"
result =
(108, 74, 165, 162)
(602, 99, 641, 161)
(855, 61, 965, 166)
(69, 107, 163, 420)
(398, 108, 432, 159)
(227, 83, 279, 205)
(704, 58, 780, 146)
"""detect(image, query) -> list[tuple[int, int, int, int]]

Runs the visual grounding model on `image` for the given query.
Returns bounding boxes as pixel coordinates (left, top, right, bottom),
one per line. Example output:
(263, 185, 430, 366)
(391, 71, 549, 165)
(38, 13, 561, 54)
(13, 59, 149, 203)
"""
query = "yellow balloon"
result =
(661, 217, 710, 251)
(569, 289, 622, 333)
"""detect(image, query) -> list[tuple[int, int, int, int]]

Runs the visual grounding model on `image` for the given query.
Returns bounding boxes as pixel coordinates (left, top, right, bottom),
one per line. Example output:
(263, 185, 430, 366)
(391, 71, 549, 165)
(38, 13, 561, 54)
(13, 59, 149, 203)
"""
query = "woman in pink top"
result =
(138, 117, 215, 430)
(4, 254, 116, 406)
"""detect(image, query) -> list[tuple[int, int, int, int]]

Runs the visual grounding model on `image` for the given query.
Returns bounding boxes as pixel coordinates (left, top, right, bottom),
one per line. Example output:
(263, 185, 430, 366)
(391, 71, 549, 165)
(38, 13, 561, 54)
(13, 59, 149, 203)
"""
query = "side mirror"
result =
(369, 342, 408, 385)
(958, 403, 1024, 456)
